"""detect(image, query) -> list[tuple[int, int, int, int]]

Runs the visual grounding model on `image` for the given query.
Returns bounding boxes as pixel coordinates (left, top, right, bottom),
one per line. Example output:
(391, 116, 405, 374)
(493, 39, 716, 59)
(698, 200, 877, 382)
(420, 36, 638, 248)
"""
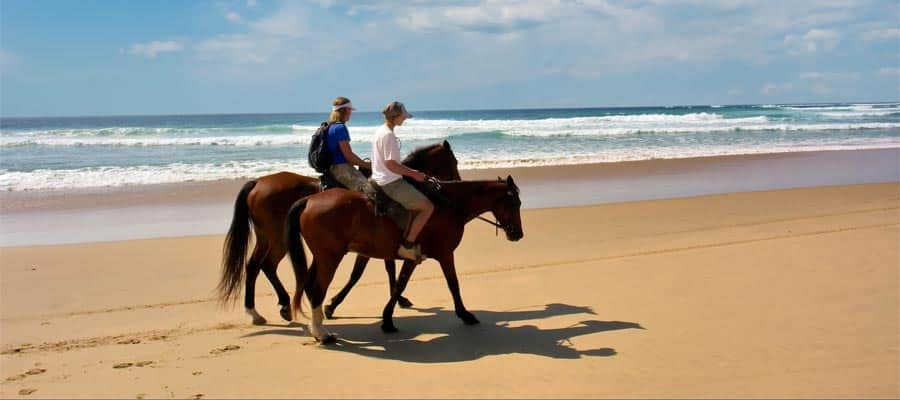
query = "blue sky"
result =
(1, 0, 898, 117)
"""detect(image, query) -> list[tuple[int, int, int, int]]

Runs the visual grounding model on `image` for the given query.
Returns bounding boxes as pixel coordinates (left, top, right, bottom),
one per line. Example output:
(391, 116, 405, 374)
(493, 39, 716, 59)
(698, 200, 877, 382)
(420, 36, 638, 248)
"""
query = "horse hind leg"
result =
(244, 258, 267, 325)
(260, 251, 292, 322)
(306, 256, 341, 344)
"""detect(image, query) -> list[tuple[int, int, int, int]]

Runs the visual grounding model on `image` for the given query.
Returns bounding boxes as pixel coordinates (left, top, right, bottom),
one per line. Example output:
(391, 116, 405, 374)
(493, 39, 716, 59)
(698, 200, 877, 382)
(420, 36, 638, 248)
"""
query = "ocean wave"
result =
(3, 119, 899, 147)
(0, 124, 293, 138)
(3, 140, 898, 191)
(0, 161, 313, 192)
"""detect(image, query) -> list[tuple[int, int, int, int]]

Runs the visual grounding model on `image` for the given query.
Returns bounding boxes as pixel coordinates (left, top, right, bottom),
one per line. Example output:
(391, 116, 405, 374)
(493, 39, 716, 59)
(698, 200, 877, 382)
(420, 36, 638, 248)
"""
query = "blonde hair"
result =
(329, 97, 352, 123)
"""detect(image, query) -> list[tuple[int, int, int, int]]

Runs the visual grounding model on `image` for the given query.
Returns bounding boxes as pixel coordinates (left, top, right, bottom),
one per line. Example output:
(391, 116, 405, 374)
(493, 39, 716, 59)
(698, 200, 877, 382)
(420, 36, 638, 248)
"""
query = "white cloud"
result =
(401, 1, 555, 33)
(861, 28, 900, 42)
(799, 71, 860, 81)
(226, 11, 243, 23)
(784, 29, 842, 55)
(188, 1, 880, 90)
(878, 67, 900, 76)
(761, 82, 792, 96)
(128, 40, 183, 58)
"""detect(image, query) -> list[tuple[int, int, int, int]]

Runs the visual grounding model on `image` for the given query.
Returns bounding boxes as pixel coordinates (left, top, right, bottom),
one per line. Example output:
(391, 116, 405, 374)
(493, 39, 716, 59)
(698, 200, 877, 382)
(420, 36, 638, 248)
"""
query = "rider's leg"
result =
(404, 198, 433, 243)
(329, 163, 367, 192)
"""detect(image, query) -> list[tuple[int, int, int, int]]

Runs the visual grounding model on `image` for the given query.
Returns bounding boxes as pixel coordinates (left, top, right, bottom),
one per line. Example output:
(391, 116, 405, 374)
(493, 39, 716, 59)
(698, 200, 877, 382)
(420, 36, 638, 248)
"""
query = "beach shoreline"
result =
(1, 148, 897, 247)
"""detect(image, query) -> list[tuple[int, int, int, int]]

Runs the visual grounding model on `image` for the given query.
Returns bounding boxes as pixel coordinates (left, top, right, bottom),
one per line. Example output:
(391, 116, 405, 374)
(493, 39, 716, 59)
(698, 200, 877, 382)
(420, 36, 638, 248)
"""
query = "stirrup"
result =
(397, 244, 426, 264)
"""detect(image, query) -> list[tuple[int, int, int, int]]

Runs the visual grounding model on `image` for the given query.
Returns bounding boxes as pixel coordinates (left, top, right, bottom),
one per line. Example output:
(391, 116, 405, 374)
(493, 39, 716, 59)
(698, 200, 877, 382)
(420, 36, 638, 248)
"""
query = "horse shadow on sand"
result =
(243, 303, 644, 363)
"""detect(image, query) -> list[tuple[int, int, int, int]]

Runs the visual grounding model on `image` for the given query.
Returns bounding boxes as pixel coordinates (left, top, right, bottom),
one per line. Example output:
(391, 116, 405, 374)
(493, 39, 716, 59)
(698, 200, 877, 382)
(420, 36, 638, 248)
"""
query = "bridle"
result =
(476, 184, 521, 237)
(476, 215, 504, 236)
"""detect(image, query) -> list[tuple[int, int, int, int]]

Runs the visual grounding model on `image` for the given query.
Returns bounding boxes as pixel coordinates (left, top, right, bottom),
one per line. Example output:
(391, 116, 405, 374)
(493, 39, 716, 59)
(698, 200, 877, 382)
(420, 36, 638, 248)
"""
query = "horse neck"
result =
(441, 180, 507, 222)
(401, 144, 441, 169)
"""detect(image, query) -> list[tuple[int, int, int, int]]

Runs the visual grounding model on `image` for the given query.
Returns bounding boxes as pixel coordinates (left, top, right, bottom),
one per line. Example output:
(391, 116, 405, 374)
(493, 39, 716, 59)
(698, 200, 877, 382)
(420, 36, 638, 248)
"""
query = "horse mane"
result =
(402, 143, 446, 169)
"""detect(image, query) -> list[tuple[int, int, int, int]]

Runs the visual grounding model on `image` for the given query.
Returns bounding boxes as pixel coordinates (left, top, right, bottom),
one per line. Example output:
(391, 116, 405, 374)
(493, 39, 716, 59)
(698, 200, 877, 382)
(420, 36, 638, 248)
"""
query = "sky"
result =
(1, 0, 898, 117)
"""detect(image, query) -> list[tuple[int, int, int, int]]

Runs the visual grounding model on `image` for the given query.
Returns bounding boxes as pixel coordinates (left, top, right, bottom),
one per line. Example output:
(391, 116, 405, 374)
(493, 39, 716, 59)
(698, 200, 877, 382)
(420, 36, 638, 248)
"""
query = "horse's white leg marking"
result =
(310, 306, 330, 340)
(246, 308, 266, 324)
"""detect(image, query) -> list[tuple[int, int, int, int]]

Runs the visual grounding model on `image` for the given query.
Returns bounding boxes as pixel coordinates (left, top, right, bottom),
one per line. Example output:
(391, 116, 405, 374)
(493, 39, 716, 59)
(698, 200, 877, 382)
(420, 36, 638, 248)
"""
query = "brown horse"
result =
(286, 176, 524, 343)
(218, 141, 461, 325)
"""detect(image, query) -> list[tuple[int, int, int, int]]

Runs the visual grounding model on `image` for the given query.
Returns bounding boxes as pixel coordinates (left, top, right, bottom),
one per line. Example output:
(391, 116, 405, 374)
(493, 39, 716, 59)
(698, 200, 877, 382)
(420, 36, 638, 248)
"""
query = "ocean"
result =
(1, 103, 898, 192)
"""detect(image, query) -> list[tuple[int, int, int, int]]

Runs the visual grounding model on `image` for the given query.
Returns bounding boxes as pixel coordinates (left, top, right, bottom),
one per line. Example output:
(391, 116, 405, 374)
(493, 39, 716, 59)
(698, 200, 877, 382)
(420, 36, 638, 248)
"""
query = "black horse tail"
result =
(286, 197, 310, 319)
(218, 180, 257, 305)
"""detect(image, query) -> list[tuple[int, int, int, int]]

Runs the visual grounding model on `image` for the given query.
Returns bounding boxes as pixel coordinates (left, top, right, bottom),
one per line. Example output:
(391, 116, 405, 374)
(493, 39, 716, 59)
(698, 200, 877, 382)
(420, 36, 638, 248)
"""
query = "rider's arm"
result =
(385, 160, 426, 182)
(338, 141, 371, 168)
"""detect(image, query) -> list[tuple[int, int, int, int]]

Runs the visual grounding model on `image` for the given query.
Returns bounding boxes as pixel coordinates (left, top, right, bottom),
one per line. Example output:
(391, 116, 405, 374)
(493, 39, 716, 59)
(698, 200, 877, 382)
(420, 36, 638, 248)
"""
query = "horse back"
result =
(248, 172, 320, 238)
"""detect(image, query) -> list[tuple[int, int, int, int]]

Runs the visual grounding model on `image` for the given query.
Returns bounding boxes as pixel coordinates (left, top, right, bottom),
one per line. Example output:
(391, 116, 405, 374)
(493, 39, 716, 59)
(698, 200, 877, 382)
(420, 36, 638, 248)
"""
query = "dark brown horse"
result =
(286, 176, 524, 343)
(218, 141, 461, 324)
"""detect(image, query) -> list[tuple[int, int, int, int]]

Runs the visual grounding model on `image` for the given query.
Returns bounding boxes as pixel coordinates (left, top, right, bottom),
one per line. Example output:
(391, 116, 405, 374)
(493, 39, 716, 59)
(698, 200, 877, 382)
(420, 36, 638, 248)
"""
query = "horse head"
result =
(403, 141, 461, 181)
(490, 175, 524, 241)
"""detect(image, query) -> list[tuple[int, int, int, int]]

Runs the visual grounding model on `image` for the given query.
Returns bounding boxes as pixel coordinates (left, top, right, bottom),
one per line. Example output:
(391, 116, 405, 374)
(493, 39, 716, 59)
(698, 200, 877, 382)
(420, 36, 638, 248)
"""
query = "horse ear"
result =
(442, 140, 451, 151)
(506, 175, 515, 186)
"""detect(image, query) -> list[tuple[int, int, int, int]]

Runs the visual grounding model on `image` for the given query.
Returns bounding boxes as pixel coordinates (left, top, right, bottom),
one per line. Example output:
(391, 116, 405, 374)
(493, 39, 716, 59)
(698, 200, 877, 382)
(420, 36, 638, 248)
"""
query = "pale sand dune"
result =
(1, 183, 898, 398)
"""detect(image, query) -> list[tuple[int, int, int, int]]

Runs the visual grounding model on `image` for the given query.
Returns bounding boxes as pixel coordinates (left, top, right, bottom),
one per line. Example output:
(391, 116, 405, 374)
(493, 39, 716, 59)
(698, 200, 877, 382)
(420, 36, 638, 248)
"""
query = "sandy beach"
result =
(1, 155, 898, 398)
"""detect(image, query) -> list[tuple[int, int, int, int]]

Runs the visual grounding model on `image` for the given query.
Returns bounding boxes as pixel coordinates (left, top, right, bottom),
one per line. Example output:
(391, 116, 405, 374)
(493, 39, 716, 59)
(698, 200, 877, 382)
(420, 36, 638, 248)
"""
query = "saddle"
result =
(365, 178, 448, 231)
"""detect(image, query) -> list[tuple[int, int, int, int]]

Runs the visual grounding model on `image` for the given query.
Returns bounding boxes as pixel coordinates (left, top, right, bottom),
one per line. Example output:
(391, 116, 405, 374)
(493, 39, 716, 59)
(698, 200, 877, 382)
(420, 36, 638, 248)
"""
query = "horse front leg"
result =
(381, 260, 418, 333)
(324, 254, 370, 319)
(385, 260, 414, 308)
(437, 253, 479, 325)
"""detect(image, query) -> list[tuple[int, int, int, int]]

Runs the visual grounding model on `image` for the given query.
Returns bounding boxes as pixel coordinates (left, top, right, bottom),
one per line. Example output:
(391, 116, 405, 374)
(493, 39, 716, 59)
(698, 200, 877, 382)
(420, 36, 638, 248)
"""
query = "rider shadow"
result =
(315, 303, 643, 363)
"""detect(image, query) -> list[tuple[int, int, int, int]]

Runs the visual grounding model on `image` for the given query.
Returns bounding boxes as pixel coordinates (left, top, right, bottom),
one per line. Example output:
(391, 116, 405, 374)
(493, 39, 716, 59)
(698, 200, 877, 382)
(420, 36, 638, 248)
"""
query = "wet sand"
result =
(1, 148, 897, 246)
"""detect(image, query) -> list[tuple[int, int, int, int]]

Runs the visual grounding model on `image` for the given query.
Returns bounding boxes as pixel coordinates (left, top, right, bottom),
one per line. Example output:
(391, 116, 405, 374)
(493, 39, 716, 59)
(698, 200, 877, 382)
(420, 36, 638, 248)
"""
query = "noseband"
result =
(476, 185, 520, 236)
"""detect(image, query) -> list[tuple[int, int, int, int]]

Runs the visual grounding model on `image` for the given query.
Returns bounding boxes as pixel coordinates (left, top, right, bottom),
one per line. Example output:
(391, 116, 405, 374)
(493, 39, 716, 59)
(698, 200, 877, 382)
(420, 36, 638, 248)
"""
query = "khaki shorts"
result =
(381, 179, 429, 209)
(329, 163, 367, 192)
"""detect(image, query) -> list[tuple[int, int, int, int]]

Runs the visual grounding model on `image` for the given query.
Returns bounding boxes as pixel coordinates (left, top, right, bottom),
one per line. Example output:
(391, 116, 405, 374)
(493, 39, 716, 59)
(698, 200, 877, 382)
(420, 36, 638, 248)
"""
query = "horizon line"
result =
(2, 100, 898, 120)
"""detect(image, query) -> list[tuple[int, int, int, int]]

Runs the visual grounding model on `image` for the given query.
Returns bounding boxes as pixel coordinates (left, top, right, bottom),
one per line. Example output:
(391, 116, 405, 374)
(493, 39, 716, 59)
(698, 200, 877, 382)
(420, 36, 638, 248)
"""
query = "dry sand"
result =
(1, 179, 898, 398)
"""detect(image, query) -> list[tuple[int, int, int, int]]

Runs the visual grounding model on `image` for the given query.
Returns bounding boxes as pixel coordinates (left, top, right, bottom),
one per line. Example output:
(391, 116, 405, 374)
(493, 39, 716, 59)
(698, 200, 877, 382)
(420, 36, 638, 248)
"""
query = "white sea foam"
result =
(0, 161, 314, 192)
(3, 139, 898, 191)
(4, 111, 899, 147)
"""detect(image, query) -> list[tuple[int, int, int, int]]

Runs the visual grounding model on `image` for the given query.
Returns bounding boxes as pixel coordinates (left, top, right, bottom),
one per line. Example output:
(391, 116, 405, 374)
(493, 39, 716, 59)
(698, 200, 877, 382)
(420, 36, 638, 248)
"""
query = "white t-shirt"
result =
(371, 124, 403, 185)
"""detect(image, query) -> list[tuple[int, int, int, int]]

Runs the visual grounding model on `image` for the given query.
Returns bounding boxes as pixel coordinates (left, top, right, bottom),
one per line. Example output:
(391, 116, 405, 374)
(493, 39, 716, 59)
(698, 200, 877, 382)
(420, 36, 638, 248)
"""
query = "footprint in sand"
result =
(5, 374, 26, 382)
(192, 371, 203, 376)
(114, 361, 153, 369)
(209, 345, 240, 355)
(19, 388, 37, 395)
(5, 368, 46, 382)
(118, 339, 141, 345)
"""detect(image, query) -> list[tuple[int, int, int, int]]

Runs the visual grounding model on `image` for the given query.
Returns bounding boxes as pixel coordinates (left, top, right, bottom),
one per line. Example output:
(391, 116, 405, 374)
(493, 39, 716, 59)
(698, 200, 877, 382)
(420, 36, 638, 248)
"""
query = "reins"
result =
(476, 215, 502, 236)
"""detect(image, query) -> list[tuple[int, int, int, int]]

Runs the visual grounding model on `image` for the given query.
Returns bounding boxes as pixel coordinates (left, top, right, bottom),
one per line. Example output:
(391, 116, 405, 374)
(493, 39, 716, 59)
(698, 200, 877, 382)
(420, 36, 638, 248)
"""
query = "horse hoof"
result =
(252, 316, 267, 325)
(279, 306, 292, 322)
(397, 297, 414, 308)
(381, 323, 398, 333)
(324, 305, 336, 320)
(317, 334, 337, 345)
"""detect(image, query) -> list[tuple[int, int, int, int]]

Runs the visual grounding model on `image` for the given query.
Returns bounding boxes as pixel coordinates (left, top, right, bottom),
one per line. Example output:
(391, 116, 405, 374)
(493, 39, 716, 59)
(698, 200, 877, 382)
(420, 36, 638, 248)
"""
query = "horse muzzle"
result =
(505, 228, 524, 242)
